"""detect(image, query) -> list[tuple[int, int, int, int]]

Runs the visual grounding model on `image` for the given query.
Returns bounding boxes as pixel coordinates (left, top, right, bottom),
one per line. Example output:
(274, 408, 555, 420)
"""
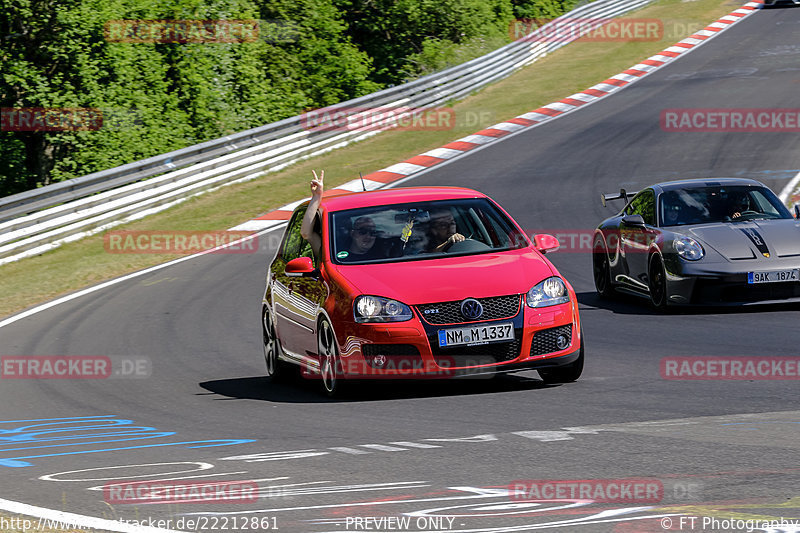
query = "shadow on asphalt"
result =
(199, 371, 557, 403)
(576, 291, 800, 316)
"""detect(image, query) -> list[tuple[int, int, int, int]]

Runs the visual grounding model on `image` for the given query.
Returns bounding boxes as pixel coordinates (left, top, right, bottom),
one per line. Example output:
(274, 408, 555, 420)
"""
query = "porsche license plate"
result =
(438, 322, 514, 347)
(747, 269, 800, 284)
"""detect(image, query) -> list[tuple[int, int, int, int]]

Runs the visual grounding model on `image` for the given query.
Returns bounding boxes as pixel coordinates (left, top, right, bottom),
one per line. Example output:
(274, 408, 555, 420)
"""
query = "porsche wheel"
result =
(592, 236, 614, 298)
(648, 255, 668, 309)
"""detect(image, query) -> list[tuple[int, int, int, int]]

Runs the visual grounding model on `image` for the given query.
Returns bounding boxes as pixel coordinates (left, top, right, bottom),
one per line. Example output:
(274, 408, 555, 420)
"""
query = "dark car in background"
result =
(593, 178, 800, 307)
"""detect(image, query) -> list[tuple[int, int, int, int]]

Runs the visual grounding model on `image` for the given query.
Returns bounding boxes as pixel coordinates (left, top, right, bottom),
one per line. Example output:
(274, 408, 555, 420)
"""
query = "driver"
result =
(730, 192, 752, 220)
(427, 208, 465, 252)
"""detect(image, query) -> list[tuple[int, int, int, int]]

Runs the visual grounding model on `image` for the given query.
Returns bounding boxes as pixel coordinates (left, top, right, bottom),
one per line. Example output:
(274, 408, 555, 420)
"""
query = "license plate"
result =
(438, 322, 514, 347)
(747, 269, 800, 284)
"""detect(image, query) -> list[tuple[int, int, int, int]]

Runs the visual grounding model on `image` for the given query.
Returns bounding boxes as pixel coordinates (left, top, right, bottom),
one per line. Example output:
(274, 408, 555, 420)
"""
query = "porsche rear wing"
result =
(601, 188, 638, 207)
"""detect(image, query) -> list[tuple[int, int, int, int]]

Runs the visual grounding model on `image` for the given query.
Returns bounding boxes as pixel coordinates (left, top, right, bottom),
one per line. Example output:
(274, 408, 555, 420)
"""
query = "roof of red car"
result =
(319, 186, 487, 211)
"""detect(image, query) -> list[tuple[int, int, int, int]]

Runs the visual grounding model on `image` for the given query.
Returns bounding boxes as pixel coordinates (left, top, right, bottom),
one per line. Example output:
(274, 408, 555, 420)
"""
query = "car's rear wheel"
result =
(318, 318, 345, 397)
(648, 254, 668, 309)
(592, 236, 613, 298)
(263, 307, 288, 381)
(538, 329, 584, 384)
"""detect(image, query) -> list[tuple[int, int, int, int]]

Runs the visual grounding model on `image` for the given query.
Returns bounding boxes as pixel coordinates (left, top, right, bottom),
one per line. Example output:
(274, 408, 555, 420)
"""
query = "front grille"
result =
(530, 325, 573, 356)
(361, 344, 422, 369)
(432, 337, 523, 366)
(417, 295, 521, 325)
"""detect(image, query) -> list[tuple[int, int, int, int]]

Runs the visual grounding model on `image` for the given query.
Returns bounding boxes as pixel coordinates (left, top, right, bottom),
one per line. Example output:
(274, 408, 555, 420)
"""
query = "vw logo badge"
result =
(460, 298, 484, 320)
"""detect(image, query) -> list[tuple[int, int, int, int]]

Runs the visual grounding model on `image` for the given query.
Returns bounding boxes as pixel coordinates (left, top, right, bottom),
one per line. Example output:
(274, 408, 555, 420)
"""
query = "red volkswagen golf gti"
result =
(262, 187, 583, 396)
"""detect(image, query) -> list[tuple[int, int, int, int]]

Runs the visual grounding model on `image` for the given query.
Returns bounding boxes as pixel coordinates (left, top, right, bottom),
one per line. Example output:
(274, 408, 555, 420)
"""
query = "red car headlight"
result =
(354, 295, 414, 323)
(526, 277, 570, 308)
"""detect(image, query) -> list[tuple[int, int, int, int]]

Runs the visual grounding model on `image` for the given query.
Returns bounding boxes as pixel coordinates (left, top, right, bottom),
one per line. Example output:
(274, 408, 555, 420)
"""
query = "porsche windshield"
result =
(659, 185, 792, 227)
(330, 198, 527, 264)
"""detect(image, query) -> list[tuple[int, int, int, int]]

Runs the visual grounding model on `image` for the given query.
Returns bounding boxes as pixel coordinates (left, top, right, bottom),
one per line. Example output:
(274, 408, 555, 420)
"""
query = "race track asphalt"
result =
(1, 6, 799, 533)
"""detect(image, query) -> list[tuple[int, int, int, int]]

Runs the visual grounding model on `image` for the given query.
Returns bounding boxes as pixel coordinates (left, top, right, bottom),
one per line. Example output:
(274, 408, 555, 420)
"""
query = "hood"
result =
(685, 219, 800, 260)
(332, 249, 554, 305)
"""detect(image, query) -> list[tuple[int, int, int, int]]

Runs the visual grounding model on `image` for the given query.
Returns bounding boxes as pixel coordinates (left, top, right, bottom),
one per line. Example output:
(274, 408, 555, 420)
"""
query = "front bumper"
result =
(336, 298, 580, 378)
(665, 256, 800, 305)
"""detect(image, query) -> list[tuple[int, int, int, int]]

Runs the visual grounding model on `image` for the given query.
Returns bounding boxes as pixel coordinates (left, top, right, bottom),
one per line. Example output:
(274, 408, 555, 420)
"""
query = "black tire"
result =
(648, 254, 668, 309)
(592, 236, 614, 299)
(263, 307, 289, 381)
(538, 330, 584, 384)
(317, 318, 346, 397)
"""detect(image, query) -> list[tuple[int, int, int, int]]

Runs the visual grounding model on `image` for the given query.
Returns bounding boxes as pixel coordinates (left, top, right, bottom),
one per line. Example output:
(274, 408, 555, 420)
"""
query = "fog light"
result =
(556, 335, 569, 350)
(373, 355, 387, 367)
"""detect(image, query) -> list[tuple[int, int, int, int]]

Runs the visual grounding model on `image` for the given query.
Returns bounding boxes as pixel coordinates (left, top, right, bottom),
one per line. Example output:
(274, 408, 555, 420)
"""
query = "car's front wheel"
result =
(592, 236, 614, 299)
(648, 254, 668, 309)
(538, 330, 584, 384)
(263, 307, 288, 381)
(318, 318, 345, 397)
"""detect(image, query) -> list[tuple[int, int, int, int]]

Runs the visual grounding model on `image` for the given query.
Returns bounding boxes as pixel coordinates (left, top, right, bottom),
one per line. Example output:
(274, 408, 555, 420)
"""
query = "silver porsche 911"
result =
(593, 178, 800, 307)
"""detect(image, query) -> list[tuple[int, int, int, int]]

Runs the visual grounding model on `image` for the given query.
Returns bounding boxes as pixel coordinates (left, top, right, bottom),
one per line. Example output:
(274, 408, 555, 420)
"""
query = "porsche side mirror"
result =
(622, 214, 646, 227)
(534, 234, 561, 254)
(794, 204, 800, 219)
(285, 257, 317, 277)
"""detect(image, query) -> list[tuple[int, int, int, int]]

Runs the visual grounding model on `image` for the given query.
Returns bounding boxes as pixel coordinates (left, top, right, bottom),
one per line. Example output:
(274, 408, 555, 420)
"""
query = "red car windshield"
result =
(330, 198, 527, 264)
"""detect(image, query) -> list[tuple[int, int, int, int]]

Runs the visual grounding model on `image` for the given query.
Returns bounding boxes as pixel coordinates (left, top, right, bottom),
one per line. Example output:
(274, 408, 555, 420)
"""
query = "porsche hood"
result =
(683, 219, 800, 260)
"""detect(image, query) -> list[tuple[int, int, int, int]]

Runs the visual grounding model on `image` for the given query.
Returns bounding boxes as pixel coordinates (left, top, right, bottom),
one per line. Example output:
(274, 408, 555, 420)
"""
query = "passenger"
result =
(663, 205, 682, 226)
(427, 208, 465, 253)
(346, 216, 381, 261)
(300, 170, 381, 261)
(300, 170, 324, 256)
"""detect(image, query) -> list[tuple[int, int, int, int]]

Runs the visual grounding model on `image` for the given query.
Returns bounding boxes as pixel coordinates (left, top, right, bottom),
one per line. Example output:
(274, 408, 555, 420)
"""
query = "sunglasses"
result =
(353, 227, 378, 237)
(432, 219, 456, 229)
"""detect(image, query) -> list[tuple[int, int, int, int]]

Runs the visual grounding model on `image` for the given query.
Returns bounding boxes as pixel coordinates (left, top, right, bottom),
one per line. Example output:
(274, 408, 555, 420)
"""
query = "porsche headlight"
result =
(354, 296, 413, 323)
(674, 236, 704, 261)
(526, 277, 570, 308)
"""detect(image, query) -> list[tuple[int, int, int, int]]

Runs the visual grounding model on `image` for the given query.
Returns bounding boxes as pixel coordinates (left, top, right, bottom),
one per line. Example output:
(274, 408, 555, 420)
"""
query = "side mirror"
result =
(285, 257, 317, 277)
(621, 214, 646, 227)
(794, 204, 800, 219)
(533, 234, 560, 254)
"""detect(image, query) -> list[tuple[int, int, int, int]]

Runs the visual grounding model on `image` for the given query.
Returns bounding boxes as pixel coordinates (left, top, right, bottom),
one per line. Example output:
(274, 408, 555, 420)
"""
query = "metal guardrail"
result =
(0, 0, 653, 264)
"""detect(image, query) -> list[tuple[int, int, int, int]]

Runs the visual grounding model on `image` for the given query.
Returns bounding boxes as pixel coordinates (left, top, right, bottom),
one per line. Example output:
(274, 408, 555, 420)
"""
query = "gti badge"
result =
(460, 298, 484, 320)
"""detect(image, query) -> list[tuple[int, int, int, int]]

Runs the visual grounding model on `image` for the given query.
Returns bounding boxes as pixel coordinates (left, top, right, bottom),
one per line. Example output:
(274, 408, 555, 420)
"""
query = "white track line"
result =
(0, 225, 286, 330)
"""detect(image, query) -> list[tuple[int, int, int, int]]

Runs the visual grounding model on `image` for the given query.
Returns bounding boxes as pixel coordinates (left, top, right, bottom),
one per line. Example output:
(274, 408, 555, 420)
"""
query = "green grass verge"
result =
(0, 0, 739, 320)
